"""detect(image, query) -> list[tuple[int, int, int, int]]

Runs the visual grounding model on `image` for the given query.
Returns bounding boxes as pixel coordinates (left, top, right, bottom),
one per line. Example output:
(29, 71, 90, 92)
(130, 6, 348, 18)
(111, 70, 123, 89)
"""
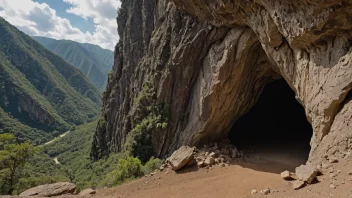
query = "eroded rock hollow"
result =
(92, 0, 352, 164)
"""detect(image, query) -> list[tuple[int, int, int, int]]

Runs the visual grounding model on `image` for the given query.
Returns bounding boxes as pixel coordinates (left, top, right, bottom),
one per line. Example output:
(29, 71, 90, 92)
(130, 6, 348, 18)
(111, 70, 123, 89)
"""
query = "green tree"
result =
(0, 133, 37, 195)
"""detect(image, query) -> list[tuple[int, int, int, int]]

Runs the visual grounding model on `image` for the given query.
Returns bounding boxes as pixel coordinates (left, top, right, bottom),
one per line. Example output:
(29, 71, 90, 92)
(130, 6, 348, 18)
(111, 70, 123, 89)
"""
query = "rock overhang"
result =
(92, 0, 352, 166)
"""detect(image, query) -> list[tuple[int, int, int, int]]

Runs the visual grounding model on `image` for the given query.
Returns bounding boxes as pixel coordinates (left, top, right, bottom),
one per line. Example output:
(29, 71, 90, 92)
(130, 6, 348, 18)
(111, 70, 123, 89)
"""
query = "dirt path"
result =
(92, 144, 352, 198)
(94, 161, 351, 198)
(98, 163, 281, 198)
(36, 144, 351, 198)
(41, 131, 70, 165)
(44, 130, 70, 145)
(53, 157, 60, 165)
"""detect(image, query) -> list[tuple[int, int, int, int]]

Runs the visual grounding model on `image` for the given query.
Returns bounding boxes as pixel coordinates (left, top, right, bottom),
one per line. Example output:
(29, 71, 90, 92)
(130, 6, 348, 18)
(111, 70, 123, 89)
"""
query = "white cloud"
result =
(0, 0, 120, 50)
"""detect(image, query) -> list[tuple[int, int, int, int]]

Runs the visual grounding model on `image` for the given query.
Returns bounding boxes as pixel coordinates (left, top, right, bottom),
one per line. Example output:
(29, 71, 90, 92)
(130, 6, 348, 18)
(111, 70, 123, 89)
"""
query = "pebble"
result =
(322, 163, 332, 169)
(260, 188, 270, 195)
(281, 170, 292, 180)
(329, 157, 339, 163)
(292, 180, 305, 190)
(209, 152, 216, 158)
(330, 173, 337, 178)
(251, 189, 257, 194)
(329, 184, 336, 189)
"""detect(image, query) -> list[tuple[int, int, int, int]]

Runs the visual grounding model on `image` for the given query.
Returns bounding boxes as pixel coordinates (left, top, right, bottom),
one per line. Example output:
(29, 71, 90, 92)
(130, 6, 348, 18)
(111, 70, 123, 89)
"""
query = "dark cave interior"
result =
(229, 79, 313, 167)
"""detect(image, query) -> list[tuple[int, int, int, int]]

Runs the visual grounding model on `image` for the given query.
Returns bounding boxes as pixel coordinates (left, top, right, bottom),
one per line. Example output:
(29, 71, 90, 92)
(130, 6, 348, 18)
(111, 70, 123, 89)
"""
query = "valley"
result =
(1, 0, 352, 197)
(32, 37, 113, 92)
(0, 17, 101, 145)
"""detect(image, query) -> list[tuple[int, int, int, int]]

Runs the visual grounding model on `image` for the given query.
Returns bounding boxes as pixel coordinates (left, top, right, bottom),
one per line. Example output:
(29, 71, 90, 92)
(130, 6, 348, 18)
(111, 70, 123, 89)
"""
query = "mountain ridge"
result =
(32, 36, 113, 91)
(0, 17, 101, 144)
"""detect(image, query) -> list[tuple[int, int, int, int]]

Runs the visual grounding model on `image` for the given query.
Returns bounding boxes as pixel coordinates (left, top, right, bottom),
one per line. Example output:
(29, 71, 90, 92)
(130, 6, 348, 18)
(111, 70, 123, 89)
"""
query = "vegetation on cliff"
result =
(125, 82, 169, 163)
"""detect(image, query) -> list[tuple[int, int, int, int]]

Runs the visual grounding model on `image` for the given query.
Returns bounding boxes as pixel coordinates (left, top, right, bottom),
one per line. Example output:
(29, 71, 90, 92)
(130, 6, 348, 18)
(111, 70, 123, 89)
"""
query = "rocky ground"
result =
(95, 145, 352, 198)
(98, 143, 352, 198)
(6, 143, 351, 198)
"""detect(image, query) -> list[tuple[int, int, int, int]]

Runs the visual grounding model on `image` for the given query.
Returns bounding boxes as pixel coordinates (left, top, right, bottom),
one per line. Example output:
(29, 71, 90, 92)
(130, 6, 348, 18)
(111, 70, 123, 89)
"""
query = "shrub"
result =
(125, 81, 169, 162)
(117, 157, 143, 179)
(102, 157, 142, 187)
(124, 116, 154, 163)
(142, 157, 163, 175)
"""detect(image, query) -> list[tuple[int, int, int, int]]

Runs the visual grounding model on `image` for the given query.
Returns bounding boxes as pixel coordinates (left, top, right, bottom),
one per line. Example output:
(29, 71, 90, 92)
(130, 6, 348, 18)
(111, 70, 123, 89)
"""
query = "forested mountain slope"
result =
(32, 36, 113, 91)
(0, 17, 101, 144)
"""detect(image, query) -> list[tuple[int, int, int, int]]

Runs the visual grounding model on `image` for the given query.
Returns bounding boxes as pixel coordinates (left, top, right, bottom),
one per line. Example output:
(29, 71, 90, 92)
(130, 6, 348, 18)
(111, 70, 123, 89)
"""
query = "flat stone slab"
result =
(19, 182, 76, 197)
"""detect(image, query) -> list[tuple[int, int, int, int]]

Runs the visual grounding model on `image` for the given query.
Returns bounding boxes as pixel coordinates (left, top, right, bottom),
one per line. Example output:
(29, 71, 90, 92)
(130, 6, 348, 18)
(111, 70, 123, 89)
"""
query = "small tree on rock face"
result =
(0, 133, 37, 195)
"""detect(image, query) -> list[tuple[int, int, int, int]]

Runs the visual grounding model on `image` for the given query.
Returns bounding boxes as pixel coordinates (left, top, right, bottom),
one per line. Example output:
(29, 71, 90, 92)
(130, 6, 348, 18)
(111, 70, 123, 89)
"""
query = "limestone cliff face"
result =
(92, 0, 352, 163)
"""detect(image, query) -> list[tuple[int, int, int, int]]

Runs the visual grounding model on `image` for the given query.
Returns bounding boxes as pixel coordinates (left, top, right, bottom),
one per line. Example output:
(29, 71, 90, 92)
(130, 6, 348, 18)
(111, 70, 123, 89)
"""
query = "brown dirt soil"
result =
(93, 145, 352, 198)
(9, 145, 350, 198)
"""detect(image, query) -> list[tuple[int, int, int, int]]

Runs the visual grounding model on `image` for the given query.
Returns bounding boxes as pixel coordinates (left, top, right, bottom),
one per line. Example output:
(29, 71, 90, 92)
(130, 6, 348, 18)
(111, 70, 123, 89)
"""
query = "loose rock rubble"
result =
(163, 140, 242, 171)
(280, 164, 318, 190)
(279, 155, 352, 192)
(194, 140, 242, 169)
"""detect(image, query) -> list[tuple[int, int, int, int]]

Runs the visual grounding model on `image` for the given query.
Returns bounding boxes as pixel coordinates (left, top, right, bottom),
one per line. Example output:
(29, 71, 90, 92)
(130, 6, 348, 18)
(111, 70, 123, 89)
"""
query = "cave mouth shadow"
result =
(228, 79, 313, 173)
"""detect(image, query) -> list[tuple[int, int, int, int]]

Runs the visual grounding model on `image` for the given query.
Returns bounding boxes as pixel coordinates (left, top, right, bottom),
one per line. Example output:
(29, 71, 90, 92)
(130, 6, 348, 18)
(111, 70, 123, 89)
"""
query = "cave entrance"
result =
(229, 79, 313, 172)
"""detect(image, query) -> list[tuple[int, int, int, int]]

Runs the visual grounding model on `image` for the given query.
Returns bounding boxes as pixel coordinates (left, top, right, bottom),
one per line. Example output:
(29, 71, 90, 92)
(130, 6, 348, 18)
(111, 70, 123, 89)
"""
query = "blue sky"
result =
(0, 0, 120, 50)
(34, 0, 96, 33)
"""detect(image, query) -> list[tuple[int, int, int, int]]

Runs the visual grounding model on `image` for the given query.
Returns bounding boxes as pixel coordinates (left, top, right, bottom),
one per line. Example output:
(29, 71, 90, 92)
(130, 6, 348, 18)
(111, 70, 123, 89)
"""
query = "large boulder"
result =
(167, 146, 195, 171)
(295, 165, 318, 184)
(19, 182, 76, 197)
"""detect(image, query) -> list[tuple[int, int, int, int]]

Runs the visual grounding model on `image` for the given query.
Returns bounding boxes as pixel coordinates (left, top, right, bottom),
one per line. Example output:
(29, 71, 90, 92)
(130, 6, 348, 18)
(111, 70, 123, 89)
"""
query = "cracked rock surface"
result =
(92, 0, 352, 165)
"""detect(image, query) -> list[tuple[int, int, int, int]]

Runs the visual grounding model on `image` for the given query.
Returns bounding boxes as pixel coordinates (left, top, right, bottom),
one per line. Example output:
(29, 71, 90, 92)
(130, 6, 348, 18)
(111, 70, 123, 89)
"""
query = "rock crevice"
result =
(92, 0, 352, 164)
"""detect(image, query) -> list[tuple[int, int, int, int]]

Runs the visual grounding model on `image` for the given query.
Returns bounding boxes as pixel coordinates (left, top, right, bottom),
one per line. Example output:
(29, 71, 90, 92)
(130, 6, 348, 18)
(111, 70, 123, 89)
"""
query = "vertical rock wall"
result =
(92, 0, 352, 164)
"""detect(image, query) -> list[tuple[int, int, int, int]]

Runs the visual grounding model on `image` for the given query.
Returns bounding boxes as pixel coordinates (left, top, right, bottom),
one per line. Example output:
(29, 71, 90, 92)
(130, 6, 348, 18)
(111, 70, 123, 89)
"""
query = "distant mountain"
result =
(0, 17, 101, 144)
(32, 36, 113, 91)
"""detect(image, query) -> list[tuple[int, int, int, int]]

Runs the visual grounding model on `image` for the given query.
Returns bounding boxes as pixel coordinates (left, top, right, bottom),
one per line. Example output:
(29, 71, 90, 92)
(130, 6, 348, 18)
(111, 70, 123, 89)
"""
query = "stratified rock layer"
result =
(92, 0, 352, 164)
